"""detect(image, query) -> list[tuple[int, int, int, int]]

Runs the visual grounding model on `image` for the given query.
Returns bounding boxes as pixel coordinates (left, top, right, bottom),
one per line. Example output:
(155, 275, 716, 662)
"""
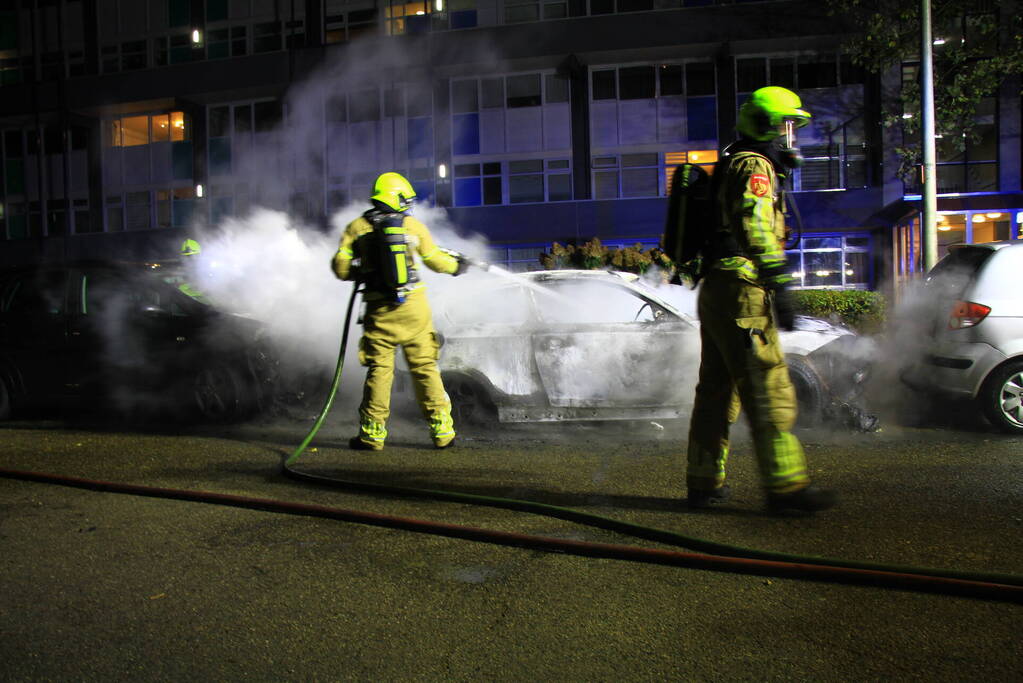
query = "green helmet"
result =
(736, 86, 812, 142)
(180, 238, 201, 256)
(371, 172, 416, 212)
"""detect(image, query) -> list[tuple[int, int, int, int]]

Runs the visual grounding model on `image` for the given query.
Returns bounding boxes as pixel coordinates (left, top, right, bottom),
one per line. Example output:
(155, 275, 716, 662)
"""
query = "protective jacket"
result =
(332, 208, 460, 299)
(707, 142, 792, 288)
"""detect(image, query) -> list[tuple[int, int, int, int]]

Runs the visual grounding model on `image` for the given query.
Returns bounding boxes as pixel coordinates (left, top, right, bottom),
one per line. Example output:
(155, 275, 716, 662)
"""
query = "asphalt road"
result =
(1, 400, 1022, 682)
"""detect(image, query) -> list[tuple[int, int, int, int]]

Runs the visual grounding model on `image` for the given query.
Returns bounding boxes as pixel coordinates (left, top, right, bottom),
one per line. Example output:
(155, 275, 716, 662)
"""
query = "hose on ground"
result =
(1, 466, 1021, 604)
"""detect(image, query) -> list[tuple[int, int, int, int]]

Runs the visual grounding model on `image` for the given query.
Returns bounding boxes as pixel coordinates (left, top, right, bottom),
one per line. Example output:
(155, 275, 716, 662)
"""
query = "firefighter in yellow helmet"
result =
(163, 237, 211, 304)
(686, 86, 837, 513)
(331, 172, 469, 450)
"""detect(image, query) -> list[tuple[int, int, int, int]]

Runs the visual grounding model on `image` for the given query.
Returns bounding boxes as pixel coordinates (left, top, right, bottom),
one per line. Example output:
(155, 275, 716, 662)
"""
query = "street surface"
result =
(1, 395, 1021, 681)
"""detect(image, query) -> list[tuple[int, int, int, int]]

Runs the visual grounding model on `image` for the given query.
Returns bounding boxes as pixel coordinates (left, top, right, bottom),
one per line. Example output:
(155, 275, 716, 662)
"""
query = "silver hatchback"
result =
(903, 241, 1023, 433)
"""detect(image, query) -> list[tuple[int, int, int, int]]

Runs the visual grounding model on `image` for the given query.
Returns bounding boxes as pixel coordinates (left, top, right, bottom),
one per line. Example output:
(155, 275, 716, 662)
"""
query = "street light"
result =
(920, 0, 939, 271)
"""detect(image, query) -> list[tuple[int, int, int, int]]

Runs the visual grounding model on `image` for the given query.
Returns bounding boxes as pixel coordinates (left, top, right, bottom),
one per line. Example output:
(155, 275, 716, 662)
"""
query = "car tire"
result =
(0, 373, 12, 420)
(188, 361, 249, 422)
(787, 359, 824, 426)
(979, 360, 1023, 435)
(444, 374, 497, 426)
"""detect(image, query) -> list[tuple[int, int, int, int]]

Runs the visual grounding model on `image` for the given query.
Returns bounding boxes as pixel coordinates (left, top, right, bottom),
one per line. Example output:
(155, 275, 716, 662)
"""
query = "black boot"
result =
(687, 485, 731, 509)
(766, 485, 837, 513)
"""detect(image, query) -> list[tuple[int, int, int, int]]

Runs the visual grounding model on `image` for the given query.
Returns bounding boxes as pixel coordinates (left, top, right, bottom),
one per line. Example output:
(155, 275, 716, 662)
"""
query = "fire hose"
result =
(3, 267, 1023, 604)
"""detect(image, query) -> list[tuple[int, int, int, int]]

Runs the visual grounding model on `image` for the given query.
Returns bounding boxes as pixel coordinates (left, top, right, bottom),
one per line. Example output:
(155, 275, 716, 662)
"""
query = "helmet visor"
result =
(783, 118, 799, 150)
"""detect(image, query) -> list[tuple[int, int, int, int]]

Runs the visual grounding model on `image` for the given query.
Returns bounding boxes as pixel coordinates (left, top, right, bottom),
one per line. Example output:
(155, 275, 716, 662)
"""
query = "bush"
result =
(539, 239, 672, 276)
(792, 289, 887, 334)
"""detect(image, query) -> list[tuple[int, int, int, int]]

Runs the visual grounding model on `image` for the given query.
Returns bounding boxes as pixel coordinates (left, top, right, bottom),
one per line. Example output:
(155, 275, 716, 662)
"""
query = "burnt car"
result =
(416, 270, 875, 427)
(0, 260, 275, 422)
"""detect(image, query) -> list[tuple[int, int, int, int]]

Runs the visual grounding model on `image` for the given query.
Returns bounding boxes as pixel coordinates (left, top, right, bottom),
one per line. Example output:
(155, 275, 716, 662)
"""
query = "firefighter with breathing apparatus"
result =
(332, 172, 472, 451)
(684, 86, 837, 513)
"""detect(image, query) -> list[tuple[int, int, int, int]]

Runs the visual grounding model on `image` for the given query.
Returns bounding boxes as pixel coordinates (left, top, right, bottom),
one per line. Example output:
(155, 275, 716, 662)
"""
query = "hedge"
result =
(791, 289, 887, 334)
(538, 238, 887, 333)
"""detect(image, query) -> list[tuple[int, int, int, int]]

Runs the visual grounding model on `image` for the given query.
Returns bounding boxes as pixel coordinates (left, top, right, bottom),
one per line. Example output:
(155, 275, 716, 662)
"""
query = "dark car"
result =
(0, 260, 275, 422)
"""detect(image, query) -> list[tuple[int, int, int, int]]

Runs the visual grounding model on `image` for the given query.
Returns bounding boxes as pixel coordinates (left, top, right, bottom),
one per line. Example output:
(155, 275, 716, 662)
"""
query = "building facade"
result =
(1, 0, 1020, 296)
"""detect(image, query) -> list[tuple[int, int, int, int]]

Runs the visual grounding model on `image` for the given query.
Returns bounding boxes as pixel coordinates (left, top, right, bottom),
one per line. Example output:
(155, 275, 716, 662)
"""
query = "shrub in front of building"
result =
(792, 289, 887, 334)
(539, 239, 672, 275)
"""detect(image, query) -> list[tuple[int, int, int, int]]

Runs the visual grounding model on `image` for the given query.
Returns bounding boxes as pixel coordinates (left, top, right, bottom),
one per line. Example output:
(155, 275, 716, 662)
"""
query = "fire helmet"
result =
(371, 172, 417, 212)
(180, 238, 201, 256)
(736, 86, 812, 142)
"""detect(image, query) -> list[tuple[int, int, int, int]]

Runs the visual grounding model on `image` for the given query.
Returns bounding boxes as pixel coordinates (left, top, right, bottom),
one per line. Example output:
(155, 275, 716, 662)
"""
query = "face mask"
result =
(775, 118, 805, 169)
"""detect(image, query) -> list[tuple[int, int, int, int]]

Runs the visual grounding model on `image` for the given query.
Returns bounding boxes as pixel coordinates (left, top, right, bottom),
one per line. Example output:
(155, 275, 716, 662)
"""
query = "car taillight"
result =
(948, 301, 991, 330)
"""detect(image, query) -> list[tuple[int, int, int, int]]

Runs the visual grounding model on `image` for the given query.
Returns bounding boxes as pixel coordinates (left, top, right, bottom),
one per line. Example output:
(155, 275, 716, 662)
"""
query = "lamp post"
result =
(920, 0, 939, 271)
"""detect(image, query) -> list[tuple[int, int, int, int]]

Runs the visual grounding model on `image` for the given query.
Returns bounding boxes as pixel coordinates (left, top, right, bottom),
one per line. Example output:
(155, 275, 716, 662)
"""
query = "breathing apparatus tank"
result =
(357, 209, 419, 304)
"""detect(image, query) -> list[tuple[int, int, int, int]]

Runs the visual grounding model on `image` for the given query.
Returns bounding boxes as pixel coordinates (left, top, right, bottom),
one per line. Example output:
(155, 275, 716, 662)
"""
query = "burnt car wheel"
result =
(980, 360, 1023, 435)
(189, 362, 248, 422)
(787, 359, 824, 425)
(444, 374, 496, 425)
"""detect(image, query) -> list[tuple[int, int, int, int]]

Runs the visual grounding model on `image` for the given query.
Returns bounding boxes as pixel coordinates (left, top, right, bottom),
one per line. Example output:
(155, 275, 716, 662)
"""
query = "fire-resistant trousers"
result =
(685, 270, 809, 493)
(356, 289, 454, 446)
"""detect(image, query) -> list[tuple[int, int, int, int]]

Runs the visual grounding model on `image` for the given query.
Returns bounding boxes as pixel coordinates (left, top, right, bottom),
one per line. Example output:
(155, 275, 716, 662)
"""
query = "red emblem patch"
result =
(749, 173, 770, 197)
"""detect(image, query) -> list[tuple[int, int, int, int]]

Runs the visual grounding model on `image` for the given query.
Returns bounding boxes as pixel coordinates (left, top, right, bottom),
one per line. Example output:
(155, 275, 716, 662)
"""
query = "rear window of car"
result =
(927, 247, 996, 297)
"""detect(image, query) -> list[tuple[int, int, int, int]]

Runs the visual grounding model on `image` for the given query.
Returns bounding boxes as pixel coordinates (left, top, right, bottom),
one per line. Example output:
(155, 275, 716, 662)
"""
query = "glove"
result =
(453, 255, 470, 276)
(771, 286, 797, 331)
(760, 263, 796, 331)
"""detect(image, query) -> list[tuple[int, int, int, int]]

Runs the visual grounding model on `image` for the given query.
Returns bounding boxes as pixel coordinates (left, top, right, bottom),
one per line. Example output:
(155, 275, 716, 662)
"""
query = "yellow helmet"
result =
(371, 172, 416, 212)
(180, 238, 201, 256)
(737, 86, 811, 142)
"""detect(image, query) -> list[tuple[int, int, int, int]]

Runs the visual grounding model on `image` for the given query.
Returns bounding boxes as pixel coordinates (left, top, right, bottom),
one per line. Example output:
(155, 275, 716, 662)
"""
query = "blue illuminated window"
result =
(686, 96, 717, 141)
(452, 113, 480, 155)
(407, 117, 433, 159)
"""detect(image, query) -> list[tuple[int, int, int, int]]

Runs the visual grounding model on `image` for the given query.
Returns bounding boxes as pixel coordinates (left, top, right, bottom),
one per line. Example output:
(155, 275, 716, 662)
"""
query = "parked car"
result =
(0, 260, 276, 422)
(410, 270, 875, 427)
(901, 241, 1023, 434)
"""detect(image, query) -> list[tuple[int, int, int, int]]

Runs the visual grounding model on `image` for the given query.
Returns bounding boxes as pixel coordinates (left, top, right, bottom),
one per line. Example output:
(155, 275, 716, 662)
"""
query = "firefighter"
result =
(162, 238, 210, 303)
(331, 172, 469, 450)
(686, 86, 837, 513)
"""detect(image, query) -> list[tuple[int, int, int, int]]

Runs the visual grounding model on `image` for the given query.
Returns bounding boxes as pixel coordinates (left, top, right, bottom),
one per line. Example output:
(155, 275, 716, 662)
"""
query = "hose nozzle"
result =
(440, 247, 490, 272)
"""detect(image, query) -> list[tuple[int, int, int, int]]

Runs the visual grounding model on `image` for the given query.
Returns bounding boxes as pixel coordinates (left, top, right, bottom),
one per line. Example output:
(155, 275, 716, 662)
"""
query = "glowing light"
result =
(902, 113, 913, 119)
(1016, 212, 1023, 223)
(196, 184, 204, 198)
(933, 38, 946, 45)
(791, 271, 803, 279)
(938, 224, 951, 231)
(435, 0, 444, 10)
(415, 10, 425, 15)
(438, 163, 447, 179)
(815, 270, 830, 278)
(972, 214, 985, 223)
(986, 212, 1003, 219)
(845, 269, 854, 276)
(690, 152, 700, 161)
(191, 29, 202, 44)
